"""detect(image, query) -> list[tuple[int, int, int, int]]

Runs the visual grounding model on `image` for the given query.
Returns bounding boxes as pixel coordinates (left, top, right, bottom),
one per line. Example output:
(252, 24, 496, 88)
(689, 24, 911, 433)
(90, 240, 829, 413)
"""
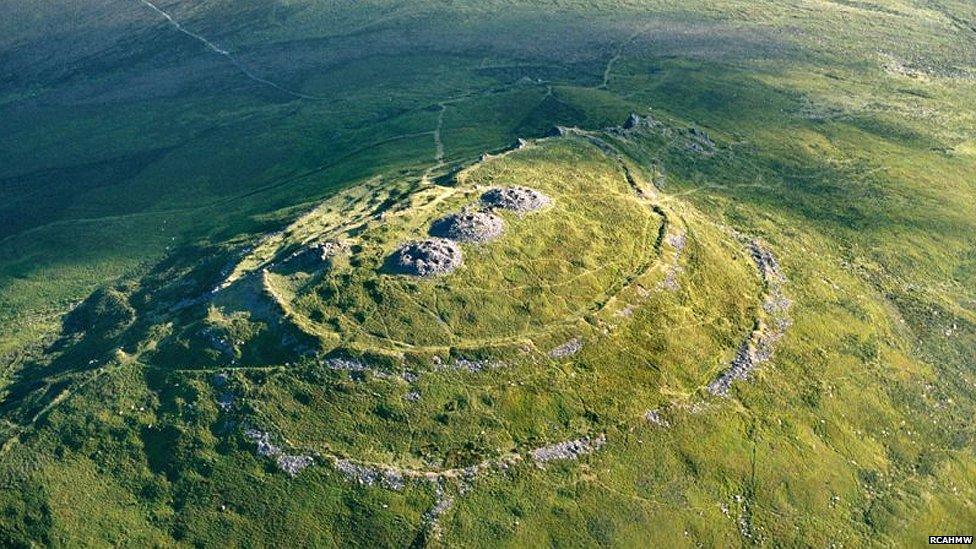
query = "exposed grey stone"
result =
(548, 338, 583, 358)
(401, 370, 421, 383)
(244, 428, 281, 457)
(276, 454, 314, 477)
(324, 357, 370, 373)
(481, 186, 552, 213)
(323, 357, 405, 381)
(623, 113, 643, 129)
(435, 358, 504, 373)
(244, 428, 314, 477)
(386, 238, 463, 277)
(643, 409, 670, 427)
(285, 240, 346, 268)
(530, 434, 606, 464)
(707, 339, 755, 397)
(430, 210, 504, 243)
(618, 113, 661, 131)
(217, 392, 236, 411)
(454, 358, 500, 372)
(707, 240, 791, 397)
(334, 459, 406, 490)
(421, 482, 454, 538)
(657, 231, 687, 292)
(686, 127, 716, 155)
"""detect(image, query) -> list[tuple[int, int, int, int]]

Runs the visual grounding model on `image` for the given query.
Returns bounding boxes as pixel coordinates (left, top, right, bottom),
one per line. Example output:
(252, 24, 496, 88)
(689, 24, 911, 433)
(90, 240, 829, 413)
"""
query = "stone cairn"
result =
(388, 186, 551, 277)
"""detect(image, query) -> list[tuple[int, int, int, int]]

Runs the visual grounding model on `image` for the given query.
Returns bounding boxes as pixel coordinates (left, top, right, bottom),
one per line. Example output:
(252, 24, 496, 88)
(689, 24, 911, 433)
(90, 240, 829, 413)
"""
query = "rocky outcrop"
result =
(284, 240, 346, 269)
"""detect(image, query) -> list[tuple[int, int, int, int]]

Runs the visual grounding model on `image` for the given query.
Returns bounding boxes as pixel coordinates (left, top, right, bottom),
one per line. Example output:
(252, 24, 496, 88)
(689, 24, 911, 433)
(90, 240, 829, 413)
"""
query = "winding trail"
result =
(420, 103, 447, 184)
(433, 106, 445, 164)
(601, 51, 622, 89)
(599, 26, 650, 89)
(135, 0, 324, 100)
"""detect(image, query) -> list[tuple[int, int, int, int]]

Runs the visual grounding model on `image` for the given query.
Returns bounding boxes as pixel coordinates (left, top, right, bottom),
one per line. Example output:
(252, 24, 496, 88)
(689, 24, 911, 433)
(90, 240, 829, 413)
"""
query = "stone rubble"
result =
(276, 454, 315, 476)
(323, 357, 371, 373)
(429, 210, 504, 243)
(243, 428, 315, 477)
(615, 113, 715, 155)
(334, 459, 406, 490)
(386, 238, 463, 277)
(530, 434, 606, 465)
(244, 428, 281, 457)
(480, 186, 552, 213)
(707, 240, 791, 396)
(323, 356, 418, 382)
(657, 231, 687, 292)
(421, 482, 454, 540)
(283, 240, 346, 268)
(440, 358, 504, 373)
(643, 409, 670, 427)
(548, 338, 583, 358)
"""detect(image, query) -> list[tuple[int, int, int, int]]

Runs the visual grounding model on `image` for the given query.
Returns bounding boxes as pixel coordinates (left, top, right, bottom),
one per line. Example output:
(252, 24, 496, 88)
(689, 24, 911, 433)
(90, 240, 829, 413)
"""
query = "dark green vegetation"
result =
(1, 0, 975, 546)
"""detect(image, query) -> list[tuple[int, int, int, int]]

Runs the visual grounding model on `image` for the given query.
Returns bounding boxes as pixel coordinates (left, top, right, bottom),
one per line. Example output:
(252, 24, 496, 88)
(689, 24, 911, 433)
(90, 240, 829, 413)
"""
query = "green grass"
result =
(1, 0, 974, 546)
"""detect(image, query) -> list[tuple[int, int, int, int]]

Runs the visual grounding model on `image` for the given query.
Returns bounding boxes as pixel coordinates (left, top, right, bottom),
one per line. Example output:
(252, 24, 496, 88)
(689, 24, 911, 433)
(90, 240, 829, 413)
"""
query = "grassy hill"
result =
(1, 0, 974, 546)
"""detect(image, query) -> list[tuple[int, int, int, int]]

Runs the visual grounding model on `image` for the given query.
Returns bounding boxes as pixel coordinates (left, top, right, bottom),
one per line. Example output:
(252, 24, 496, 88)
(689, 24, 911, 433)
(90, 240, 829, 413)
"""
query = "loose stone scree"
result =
(386, 238, 464, 277)
(480, 186, 552, 213)
(429, 210, 505, 243)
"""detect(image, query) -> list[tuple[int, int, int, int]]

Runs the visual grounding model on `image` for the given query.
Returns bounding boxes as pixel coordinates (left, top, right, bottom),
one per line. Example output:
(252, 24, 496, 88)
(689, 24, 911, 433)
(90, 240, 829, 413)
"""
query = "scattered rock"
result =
(708, 340, 755, 397)
(217, 392, 237, 411)
(277, 454, 314, 476)
(548, 338, 583, 358)
(643, 409, 669, 427)
(202, 327, 235, 358)
(386, 238, 463, 277)
(284, 240, 346, 268)
(621, 113, 661, 130)
(530, 434, 606, 464)
(334, 459, 406, 490)
(657, 231, 687, 292)
(421, 482, 454, 540)
(401, 370, 421, 383)
(429, 210, 504, 243)
(244, 428, 281, 457)
(546, 126, 571, 137)
(615, 304, 637, 318)
(481, 187, 552, 213)
(623, 113, 642, 129)
(324, 357, 371, 373)
(324, 356, 405, 381)
(686, 127, 716, 155)
(708, 240, 791, 397)
(441, 358, 504, 373)
(244, 428, 314, 477)
(615, 113, 715, 155)
(404, 390, 421, 402)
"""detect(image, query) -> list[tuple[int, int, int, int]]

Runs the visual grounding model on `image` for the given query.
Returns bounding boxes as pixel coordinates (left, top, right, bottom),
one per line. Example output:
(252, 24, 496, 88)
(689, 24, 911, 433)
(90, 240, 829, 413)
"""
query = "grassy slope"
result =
(1, 0, 974, 546)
